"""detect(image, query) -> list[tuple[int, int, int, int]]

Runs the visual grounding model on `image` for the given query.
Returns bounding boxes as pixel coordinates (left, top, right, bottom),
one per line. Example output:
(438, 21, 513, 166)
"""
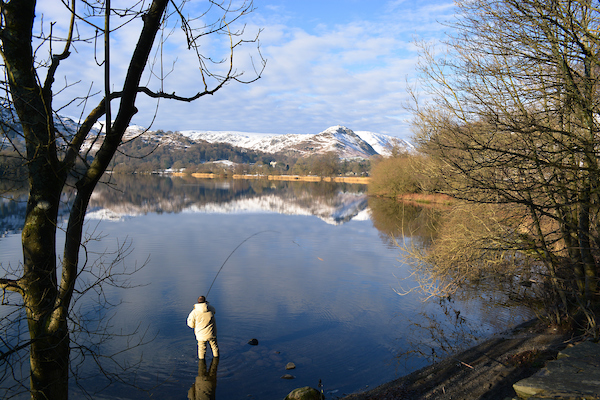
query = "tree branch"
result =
(0, 278, 23, 296)
(42, 0, 76, 100)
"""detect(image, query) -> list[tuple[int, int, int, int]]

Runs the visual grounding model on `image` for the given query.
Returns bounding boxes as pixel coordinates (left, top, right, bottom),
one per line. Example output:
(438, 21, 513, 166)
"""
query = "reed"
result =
(171, 172, 370, 184)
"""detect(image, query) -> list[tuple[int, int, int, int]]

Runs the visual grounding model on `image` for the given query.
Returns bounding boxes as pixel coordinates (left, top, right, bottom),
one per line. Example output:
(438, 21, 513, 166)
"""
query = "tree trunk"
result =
(1, 1, 70, 397)
(22, 184, 68, 399)
(0, 0, 256, 397)
(27, 319, 69, 400)
(578, 183, 597, 300)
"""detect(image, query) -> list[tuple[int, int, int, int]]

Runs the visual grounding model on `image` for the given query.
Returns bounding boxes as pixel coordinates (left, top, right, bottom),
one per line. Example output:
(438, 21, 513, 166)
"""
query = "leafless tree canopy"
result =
(0, 1, 264, 399)
(409, 0, 600, 334)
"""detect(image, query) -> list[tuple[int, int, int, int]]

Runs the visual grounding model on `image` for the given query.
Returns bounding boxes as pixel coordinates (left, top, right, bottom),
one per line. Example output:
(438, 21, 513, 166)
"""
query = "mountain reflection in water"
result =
(87, 175, 370, 225)
(0, 175, 534, 400)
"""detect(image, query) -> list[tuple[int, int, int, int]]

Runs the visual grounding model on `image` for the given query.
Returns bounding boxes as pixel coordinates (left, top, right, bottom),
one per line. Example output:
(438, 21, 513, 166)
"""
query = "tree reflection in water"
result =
(368, 196, 441, 248)
(89, 175, 368, 222)
(369, 197, 536, 365)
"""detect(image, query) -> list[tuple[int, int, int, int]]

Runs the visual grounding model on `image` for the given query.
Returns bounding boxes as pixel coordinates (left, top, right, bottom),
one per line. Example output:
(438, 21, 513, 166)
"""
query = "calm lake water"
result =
(0, 175, 532, 399)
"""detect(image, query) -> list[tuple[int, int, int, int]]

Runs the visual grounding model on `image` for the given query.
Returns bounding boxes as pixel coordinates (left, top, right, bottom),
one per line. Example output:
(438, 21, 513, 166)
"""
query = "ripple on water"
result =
(154, 334, 290, 380)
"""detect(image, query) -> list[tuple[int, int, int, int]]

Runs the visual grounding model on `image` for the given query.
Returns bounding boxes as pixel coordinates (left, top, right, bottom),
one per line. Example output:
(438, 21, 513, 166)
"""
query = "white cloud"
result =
(34, 0, 455, 140)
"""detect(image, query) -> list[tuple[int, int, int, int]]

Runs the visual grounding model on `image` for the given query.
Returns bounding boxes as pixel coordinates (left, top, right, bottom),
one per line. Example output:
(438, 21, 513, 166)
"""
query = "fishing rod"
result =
(205, 230, 280, 297)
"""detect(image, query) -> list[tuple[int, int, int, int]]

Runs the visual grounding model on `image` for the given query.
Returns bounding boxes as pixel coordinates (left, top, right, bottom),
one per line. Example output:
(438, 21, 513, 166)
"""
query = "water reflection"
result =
(368, 196, 441, 247)
(0, 176, 535, 399)
(369, 198, 537, 369)
(188, 357, 219, 400)
(87, 175, 369, 225)
(0, 175, 370, 235)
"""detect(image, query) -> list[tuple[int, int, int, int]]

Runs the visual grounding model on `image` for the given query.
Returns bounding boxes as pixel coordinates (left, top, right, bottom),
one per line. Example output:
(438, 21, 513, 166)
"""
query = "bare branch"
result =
(0, 279, 23, 296)
(42, 0, 76, 98)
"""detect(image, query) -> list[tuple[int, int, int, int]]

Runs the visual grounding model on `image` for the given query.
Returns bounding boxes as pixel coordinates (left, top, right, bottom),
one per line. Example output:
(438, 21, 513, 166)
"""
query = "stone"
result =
(248, 338, 259, 345)
(513, 341, 600, 399)
(286, 362, 296, 370)
(281, 374, 295, 380)
(284, 386, 322, 400)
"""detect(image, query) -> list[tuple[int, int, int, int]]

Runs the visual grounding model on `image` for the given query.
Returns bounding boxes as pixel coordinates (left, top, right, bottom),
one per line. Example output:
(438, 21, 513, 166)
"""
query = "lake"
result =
(0, 175, 532, 399)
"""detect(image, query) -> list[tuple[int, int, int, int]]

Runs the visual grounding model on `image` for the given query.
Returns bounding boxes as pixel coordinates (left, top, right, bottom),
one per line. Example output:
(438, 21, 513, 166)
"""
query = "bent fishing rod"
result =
(205, 230, 280, 298)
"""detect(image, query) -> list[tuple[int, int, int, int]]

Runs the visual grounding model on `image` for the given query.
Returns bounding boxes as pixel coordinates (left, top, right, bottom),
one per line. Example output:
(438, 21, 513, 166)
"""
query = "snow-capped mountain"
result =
(0, 100, 414, 158)
(179, 125, 414, 158)
(354, 130, 415, 156)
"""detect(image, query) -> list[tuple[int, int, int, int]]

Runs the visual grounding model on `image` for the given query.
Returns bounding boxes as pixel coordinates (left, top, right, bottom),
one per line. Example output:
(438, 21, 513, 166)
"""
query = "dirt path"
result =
(340, 320, 574, 400)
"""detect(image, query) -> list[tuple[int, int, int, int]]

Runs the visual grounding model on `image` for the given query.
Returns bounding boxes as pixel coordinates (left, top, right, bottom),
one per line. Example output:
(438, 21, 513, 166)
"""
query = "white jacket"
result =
(187, 302, 217, 341)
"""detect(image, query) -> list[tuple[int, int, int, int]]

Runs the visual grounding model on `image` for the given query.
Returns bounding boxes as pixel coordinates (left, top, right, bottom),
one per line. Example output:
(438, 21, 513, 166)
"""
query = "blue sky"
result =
(42, 1, 456, 140)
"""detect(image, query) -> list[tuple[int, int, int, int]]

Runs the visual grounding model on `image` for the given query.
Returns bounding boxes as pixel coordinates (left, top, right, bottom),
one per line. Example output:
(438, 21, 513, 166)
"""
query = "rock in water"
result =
(248, 338, 258, 345)
(280, 374, 295, 379)
(284, 386, 322, 400)
(285, 362, 296, 370)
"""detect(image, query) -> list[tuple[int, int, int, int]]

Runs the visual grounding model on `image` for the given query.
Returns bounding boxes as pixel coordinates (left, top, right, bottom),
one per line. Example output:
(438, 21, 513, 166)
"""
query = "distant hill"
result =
(0, 104, 415, 160)
(179, 125, 415, 159)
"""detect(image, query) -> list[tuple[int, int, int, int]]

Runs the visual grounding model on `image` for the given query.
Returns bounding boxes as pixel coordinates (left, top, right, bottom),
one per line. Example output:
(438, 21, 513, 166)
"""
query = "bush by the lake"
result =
(407, 0, 600, 336)
(368, 153, 434, 197)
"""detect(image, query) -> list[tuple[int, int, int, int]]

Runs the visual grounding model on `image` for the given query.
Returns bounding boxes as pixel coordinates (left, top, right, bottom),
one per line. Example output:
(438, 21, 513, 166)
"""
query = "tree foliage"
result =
(411, 0, 600, 332)
(290, 152, 370, 177)
(109, 132, 270, 173)
(368, 152, 428, 197)
(0, 1, 263, 398)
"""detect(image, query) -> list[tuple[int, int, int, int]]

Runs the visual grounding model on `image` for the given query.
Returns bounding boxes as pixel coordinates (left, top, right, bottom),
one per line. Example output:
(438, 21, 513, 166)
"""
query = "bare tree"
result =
(0, 0, 264, 398)
(410, 0, 600, 331)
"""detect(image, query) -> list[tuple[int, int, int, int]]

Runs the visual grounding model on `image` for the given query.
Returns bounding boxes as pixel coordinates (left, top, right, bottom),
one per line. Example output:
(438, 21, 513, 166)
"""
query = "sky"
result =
(39, 1, 456, 140)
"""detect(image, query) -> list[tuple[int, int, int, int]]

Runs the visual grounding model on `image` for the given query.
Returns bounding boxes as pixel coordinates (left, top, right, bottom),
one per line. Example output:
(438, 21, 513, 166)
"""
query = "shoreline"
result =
(171, 172, 371, 184)
(339, 319, 574, 400)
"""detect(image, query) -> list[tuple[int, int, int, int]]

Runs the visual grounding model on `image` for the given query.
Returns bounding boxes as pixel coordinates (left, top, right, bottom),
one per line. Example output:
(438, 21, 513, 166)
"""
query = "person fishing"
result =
(186, 232, 276, 360)
(187, 296, 219, 360)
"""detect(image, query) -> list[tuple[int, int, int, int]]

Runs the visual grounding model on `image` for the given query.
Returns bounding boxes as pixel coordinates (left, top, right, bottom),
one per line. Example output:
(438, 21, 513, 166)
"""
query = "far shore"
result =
(171, 172, 371, 184)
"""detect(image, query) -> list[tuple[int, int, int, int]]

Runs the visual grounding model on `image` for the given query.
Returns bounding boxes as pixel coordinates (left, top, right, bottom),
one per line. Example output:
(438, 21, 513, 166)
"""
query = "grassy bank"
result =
(395, 193, 456, 206)
(171, 172, 370, 184)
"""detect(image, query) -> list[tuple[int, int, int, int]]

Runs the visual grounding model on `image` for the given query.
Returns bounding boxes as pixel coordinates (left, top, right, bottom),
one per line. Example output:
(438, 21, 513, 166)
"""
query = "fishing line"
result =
(205, 230, 280, 297)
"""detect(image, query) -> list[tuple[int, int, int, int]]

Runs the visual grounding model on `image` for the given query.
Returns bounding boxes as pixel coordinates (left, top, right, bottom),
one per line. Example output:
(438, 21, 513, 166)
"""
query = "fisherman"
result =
(187, 296, 219, 359)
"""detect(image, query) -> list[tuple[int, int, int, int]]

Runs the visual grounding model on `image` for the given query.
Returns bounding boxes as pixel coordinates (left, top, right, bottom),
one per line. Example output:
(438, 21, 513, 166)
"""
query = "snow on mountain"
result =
(289, 125, 378, 158)
(180, 129, 309, 154)
(0, 101, 414, 158)
(179, 125, 413, 158)
(354, 130, 416, 156)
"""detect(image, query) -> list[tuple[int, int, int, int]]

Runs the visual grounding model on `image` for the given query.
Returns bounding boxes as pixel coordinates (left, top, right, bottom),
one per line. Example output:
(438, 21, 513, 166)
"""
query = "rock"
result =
(248, 338, 259, 346)
(285, 362, 296, 370)
(284, 386, 322, 400)
(513, 341, 600, 399)
(281, 374, 295, 380)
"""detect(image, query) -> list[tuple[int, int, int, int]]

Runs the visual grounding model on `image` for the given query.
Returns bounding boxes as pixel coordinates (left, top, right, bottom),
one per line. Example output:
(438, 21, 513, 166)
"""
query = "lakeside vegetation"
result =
(172, 171, 370, 184)
(369, 147, 600, 337)
(368, 0, 600, 340)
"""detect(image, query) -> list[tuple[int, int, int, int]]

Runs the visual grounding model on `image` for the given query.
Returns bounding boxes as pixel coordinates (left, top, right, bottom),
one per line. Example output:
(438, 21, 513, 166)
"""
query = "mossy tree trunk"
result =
(0, 0, 261, 397)
(1, 0, 168, 398)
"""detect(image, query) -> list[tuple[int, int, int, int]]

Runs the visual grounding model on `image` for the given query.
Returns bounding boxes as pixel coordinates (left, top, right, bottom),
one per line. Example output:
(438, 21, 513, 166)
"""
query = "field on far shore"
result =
(171, 172, 371, 184)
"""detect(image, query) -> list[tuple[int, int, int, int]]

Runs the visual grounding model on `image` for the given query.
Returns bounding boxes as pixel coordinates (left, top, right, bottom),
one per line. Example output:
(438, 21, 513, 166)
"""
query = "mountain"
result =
(354, 130, 414, 156)
(0, 102, 414, 159)
(179, 125, 415, 158)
